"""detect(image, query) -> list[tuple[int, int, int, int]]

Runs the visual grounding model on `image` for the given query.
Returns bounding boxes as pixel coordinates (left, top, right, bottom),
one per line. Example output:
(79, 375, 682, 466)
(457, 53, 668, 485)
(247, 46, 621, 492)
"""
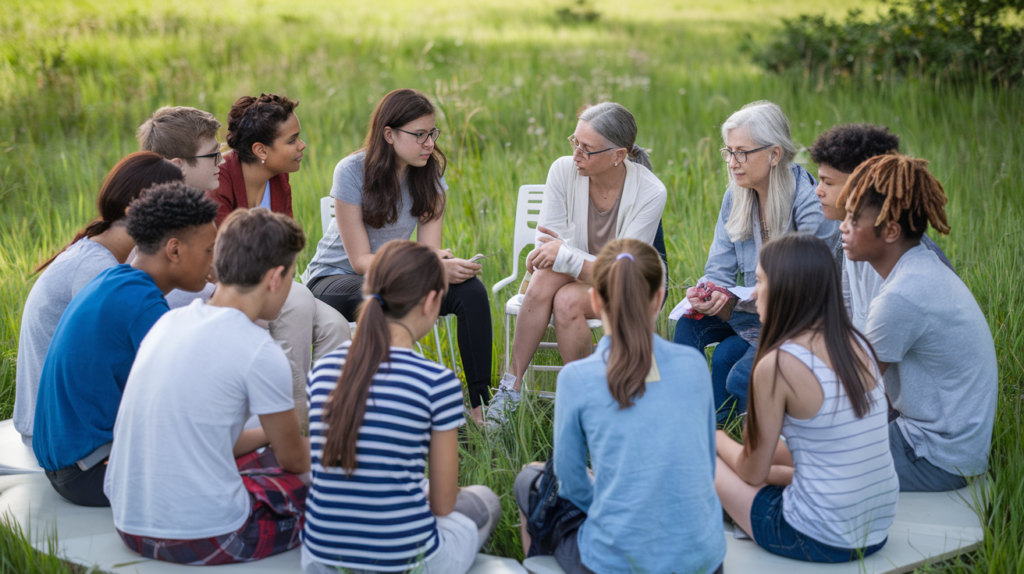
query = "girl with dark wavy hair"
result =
(208, 93, 349, 430)
(303, 88, 494, 424)
(303, 240, 500, 574)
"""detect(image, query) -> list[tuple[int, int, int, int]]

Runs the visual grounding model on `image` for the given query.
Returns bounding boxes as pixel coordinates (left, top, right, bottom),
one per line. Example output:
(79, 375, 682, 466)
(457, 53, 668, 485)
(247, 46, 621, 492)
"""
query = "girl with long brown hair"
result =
(513, 239, 725, 574)
(302, 240, 500, 574)
(303, 88, 493, 424)
(715, 232, 898, 562)
(14, 152, 182, 444)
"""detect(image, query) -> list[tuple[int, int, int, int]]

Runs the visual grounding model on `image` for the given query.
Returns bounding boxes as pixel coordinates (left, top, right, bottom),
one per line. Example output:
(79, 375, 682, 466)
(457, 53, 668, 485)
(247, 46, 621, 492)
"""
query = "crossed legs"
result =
(509, 269, 599, 392)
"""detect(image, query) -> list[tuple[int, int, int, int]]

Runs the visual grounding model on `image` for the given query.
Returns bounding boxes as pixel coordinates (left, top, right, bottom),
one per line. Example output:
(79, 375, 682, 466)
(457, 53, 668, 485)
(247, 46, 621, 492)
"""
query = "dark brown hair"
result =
(745, 233, 879, 452)
(321, 240, 447, 474)
(226, 93, 299, 164)
(215, 209, 306, 290)
(592, 239, 664, 409)
(359, 89, 446, 229)
(36, 152, 183, 272)
(137, 106, 222, 166)
(836, 154, 950, 241)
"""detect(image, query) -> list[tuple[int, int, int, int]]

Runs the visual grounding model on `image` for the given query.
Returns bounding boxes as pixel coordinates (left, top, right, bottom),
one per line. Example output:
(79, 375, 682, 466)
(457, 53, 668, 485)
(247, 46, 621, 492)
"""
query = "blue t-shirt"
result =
(303, 343, 465, 572)
(554, 335, 727, 574)
(32, 265, 169, 471)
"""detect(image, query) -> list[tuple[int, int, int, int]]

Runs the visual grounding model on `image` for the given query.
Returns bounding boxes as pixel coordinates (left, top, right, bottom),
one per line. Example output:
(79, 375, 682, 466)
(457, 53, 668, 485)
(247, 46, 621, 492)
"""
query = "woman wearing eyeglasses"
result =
(673, 100, 838, 424)
(486, 102, 667, 425)
(303, 88, 494, 425)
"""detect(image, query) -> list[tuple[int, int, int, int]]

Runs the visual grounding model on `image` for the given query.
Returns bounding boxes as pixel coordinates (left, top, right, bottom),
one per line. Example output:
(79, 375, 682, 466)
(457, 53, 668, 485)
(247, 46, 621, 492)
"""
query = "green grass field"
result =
(2, 0, 1022, 572)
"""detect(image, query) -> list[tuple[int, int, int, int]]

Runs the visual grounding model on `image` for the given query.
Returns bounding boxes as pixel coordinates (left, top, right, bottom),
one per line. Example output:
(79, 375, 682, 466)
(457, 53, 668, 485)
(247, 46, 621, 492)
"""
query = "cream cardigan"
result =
(536, 156, 668, 278)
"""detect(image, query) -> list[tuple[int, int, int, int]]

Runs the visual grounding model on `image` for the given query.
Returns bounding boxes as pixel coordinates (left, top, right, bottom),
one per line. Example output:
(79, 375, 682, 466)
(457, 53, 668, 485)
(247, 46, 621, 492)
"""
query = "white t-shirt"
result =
(104, 299, 294, 539)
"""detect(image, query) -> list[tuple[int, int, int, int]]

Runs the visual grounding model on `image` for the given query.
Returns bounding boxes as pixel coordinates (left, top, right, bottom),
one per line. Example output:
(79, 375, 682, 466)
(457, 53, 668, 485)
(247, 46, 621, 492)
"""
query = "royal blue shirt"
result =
(33, 265, 168, 471)
(554, 335, 727, 574)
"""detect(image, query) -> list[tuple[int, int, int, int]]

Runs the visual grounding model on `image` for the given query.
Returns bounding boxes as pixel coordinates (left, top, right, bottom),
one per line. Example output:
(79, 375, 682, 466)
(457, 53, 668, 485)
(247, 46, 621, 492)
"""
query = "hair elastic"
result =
(369, 293, 389, 311)
(616, 253, 634, 262)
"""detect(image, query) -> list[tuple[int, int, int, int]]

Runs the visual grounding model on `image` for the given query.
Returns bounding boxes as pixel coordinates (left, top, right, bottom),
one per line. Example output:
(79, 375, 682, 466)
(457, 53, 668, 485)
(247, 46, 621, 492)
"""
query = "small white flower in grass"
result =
(679, 88, 687, 95)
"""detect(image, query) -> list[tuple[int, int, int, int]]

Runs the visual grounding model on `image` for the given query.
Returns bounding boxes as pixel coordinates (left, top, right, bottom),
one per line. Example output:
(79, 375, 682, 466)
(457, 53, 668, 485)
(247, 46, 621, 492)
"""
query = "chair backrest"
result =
(320, 196, 335, 236)
(492, 185, 545, 293)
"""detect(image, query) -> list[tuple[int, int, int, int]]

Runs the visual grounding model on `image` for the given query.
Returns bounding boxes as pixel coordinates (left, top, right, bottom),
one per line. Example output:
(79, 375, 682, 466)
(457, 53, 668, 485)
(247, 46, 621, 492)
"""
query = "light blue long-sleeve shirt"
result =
(554, 335, 726, 574)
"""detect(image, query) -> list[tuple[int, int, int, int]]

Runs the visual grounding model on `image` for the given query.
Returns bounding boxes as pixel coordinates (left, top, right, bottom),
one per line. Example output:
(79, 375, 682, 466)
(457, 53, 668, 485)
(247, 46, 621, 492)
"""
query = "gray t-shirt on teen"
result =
(302, 151, 448, 283)
(14, 237, 118, 439)
(865, 244, 997, 477)
(845, 234, 954, 331)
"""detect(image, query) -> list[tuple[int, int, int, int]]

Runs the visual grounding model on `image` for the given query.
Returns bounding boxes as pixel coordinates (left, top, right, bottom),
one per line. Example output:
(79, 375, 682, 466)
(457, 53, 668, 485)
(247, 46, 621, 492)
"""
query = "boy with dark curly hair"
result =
(32, 182, 219, 507)
(808, 123, 953, 329)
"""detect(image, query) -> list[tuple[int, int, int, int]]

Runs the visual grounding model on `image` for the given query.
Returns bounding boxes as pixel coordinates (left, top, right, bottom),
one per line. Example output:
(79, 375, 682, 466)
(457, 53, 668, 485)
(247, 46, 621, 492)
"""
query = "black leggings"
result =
(309, 274, 493, 408)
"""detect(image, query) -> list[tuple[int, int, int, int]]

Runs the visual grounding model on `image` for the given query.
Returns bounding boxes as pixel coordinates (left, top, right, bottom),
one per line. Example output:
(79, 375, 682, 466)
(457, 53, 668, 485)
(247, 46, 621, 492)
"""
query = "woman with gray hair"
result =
(673, 100, 839, 423)
(487, 102, 668, 424)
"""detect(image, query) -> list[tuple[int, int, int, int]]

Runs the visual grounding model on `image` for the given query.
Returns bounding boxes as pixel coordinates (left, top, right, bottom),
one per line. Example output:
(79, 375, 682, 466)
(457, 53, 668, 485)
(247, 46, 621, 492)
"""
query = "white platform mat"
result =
(524, 485, 984, 574)
(0, 473, 526, 573)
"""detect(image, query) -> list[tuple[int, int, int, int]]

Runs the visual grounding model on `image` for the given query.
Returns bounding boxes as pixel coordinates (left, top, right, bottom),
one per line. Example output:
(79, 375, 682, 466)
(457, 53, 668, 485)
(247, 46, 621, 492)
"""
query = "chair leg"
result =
(433, 323, 444, 368)
(504, 313, 512, 375)
(444, 315, 457, 375)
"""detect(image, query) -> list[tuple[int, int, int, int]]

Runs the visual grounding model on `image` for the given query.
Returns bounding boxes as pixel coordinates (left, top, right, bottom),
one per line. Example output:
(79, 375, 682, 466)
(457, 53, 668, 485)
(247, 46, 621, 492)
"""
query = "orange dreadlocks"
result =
(837, 154, 951, 237)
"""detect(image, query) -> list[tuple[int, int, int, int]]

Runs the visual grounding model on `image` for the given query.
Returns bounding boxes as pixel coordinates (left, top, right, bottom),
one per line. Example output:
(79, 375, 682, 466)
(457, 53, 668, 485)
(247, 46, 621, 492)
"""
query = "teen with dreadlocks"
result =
(839, 154, 997, 492)
(807, 123, 954, 330)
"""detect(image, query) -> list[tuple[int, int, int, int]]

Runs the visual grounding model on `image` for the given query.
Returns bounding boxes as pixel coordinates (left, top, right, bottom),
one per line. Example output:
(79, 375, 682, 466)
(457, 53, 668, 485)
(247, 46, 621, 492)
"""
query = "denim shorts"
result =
(750, 486, 886, 563)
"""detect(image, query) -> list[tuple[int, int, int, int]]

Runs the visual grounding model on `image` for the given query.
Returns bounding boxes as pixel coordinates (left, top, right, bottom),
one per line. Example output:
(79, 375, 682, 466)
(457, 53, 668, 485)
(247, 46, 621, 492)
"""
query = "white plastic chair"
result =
(491, 185, 602, 392)
(318, 197, 458, 372)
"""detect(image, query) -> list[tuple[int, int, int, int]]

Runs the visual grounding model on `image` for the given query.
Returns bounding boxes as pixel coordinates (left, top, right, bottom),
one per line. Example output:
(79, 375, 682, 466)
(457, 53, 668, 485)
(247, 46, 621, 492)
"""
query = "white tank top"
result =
(780, 341, 899, 549)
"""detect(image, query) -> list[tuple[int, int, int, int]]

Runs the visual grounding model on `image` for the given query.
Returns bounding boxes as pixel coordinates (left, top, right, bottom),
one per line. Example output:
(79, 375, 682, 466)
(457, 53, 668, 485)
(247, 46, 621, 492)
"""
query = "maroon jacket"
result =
(210, 151, 293, 226)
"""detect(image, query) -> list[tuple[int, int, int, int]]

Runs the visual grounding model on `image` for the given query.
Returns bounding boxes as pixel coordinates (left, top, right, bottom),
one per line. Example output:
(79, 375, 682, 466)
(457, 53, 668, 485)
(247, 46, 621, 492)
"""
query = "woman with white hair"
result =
(487, 102, 668, 424)
(674, 100, 839, 423)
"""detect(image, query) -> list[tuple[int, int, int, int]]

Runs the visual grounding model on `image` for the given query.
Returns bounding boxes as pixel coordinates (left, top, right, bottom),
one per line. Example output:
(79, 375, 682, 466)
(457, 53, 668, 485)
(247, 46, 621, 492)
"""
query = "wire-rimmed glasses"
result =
(720, 144, 771, 163)
(396, 128, 442, 144)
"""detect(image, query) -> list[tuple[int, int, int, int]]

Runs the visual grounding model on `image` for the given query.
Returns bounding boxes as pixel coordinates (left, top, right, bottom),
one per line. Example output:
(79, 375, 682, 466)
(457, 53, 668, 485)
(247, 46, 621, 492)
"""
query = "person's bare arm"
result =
(716, 350, 788, 485)
(336, 199, 376, 276)
(259, 409, 311, 474)
(233, 427, 269, 457)
(427, 428, 460, 517)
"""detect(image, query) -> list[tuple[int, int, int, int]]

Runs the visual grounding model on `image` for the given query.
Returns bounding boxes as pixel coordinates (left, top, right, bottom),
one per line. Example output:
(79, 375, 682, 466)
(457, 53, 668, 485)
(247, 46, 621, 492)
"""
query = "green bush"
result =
(755, 0, 1024, 84)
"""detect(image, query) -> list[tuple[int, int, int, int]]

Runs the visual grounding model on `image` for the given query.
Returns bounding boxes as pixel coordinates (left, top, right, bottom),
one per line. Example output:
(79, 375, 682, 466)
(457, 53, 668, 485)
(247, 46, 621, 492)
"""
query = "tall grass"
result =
(1, 0, 1021, 571)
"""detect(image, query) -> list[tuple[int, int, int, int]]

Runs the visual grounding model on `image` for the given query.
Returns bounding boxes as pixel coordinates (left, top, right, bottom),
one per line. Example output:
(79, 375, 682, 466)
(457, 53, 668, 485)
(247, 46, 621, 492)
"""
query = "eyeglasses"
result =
(395, 128, 442, 144)
(568, 135, 615, 158)
(188, 150, 223, 164)
(720, 145, 771, 164)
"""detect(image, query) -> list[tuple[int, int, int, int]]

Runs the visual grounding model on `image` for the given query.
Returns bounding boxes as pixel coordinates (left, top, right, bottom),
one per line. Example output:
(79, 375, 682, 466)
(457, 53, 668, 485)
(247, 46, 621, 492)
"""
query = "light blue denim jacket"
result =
(705, 163, 839, 343)
(554, 336, 726, 574)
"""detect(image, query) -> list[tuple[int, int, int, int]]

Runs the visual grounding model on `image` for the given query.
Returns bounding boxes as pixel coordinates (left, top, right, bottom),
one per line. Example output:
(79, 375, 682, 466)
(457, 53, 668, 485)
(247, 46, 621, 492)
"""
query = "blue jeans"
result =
(673, 315, 753, 422)
(750, 486, 887, 563)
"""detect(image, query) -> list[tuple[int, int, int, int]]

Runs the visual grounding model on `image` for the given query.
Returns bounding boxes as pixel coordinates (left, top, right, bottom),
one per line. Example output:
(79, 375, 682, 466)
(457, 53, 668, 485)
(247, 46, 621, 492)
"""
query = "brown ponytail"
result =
(592, 239, 664, 409)
(320, 240, 447, 474)
(35, 152, 182, 272)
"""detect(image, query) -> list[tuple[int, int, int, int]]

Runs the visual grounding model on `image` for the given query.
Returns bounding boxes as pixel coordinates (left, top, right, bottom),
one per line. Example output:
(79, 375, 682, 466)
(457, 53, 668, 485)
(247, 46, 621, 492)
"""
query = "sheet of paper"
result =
(667, 277, 756, 321)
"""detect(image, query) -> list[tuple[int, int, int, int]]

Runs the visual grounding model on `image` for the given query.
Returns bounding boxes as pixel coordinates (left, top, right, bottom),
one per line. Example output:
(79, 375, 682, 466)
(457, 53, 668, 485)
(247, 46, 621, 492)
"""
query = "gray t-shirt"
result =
(865, 244, 997, 476)
(14, 238, 118, 438)
(845, 234, 955, 331)
(302, 151, 447, 283)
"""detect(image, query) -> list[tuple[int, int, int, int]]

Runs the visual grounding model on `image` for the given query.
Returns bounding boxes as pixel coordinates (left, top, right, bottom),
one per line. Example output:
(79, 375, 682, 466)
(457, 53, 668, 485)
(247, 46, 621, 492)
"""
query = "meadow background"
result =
(1, 0, 1022, 571)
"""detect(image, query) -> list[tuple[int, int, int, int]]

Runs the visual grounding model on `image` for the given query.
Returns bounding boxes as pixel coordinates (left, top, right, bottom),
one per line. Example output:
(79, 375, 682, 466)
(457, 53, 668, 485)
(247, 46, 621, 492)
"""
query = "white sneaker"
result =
(485, 373, 521, 426)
